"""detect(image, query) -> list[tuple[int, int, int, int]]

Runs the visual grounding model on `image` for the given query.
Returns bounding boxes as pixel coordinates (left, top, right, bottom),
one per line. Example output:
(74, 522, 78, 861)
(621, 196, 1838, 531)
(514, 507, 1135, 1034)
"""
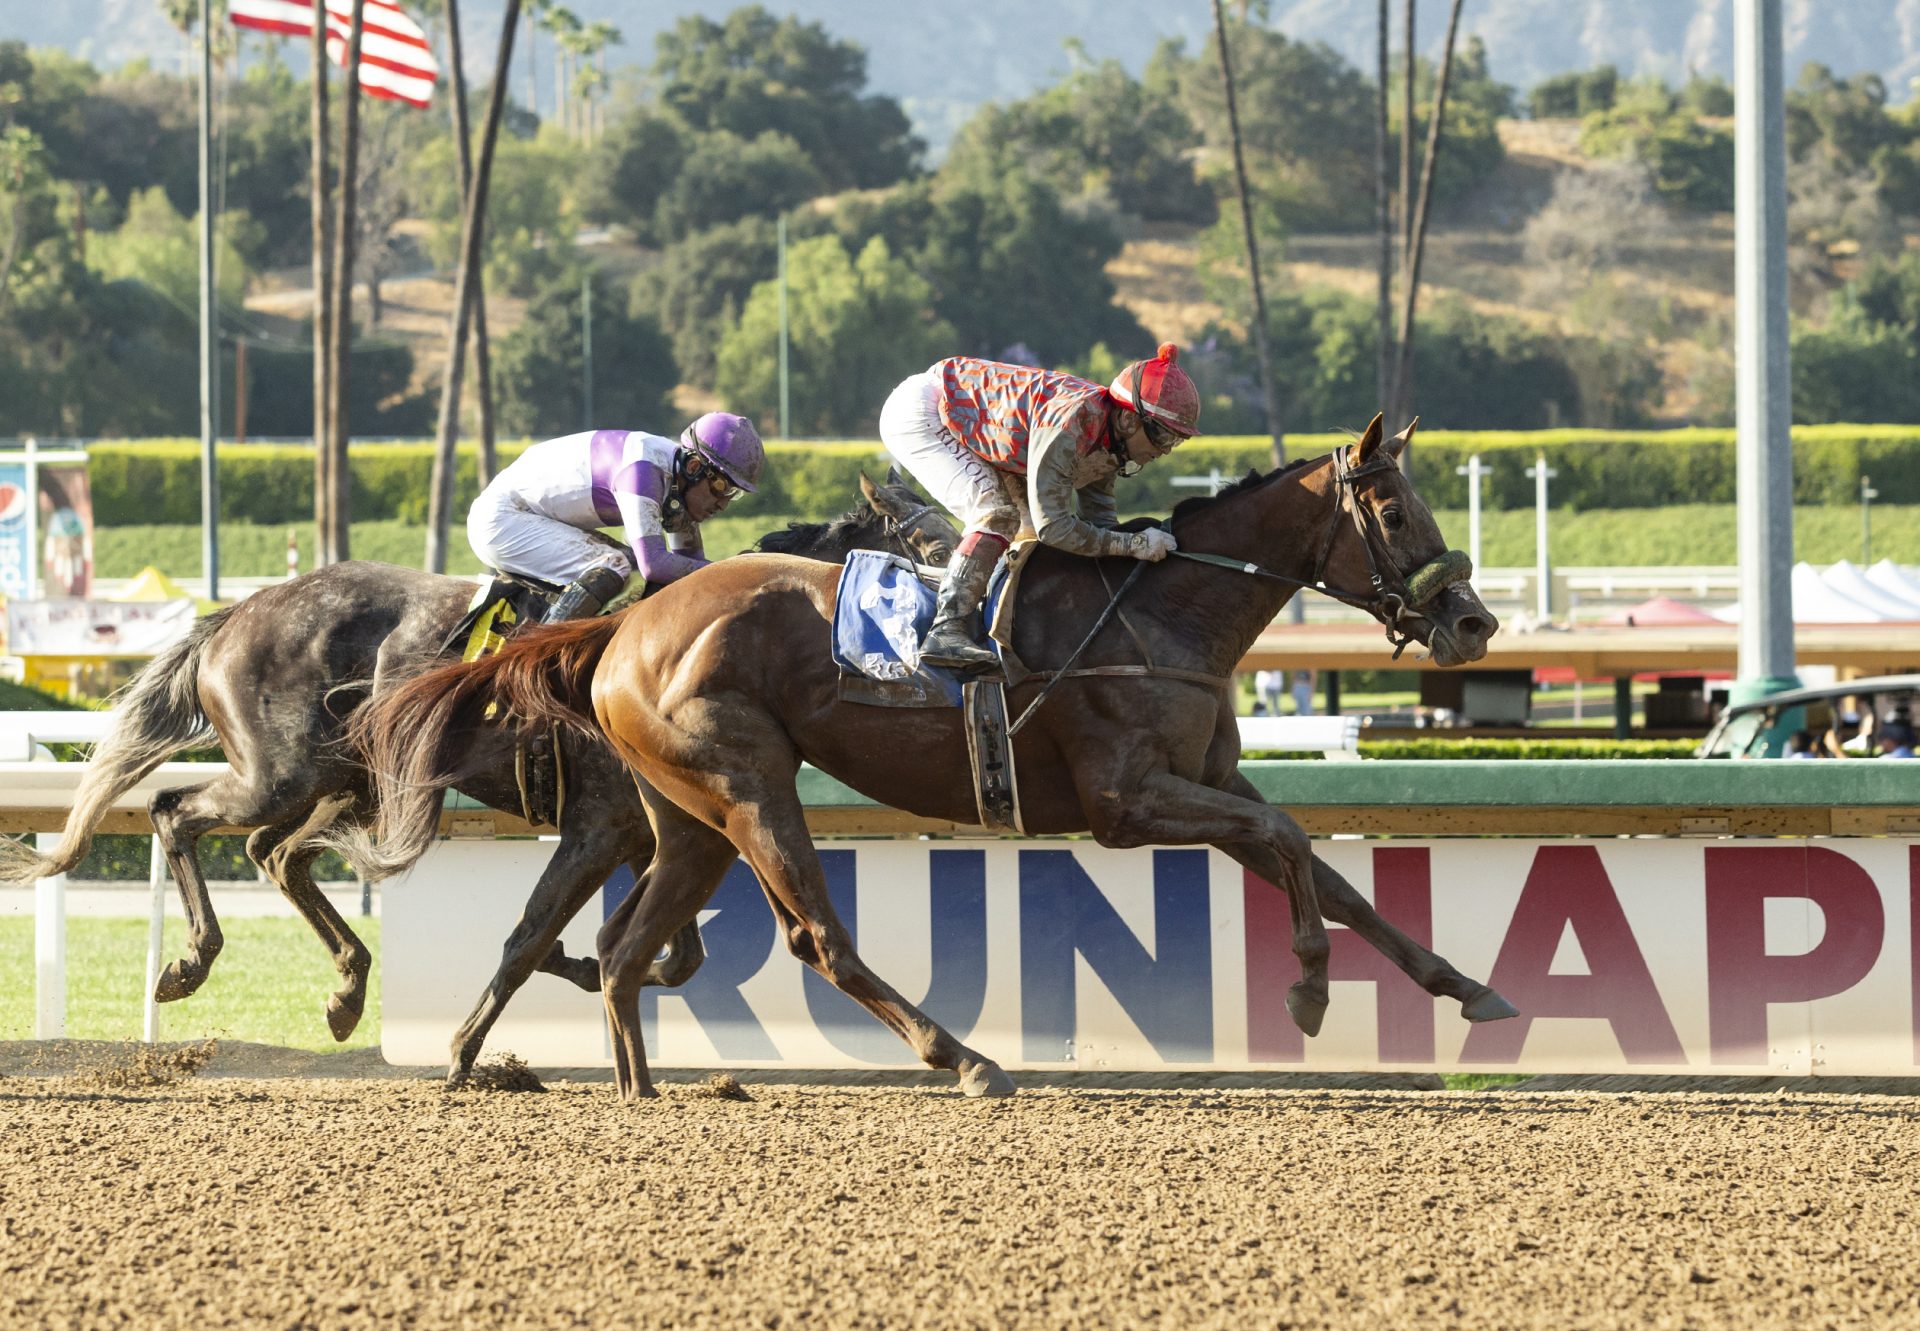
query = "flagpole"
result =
(198, 0, 220, 600)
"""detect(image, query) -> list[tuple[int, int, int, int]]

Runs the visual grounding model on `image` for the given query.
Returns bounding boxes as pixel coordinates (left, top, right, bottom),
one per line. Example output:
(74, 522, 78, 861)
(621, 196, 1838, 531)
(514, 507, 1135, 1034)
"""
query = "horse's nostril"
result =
(1456, 615, 1489, 639)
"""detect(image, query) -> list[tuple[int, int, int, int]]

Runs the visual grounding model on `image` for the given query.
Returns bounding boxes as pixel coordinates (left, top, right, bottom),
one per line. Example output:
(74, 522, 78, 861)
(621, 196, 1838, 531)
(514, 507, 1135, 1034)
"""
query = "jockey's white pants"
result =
(466, 490, 634, 587)
(879, 372, 1027, 541)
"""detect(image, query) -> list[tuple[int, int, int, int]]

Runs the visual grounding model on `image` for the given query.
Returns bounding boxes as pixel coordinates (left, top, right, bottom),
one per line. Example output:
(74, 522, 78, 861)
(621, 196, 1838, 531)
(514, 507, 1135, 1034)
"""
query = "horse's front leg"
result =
(1215, 770, 1518, 1026)
(1086, 770, 1332, 1037)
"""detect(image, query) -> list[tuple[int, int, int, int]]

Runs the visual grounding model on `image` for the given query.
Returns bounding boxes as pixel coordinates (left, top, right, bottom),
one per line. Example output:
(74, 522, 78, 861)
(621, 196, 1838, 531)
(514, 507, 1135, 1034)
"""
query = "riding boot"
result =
(542, 564, 628, 624)
(918, 546, 1001, 673)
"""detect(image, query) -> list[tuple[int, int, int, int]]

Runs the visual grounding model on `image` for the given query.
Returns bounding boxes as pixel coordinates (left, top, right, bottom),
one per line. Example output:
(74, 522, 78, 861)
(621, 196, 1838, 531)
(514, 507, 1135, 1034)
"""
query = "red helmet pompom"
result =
(1156, 341, 1179, 363)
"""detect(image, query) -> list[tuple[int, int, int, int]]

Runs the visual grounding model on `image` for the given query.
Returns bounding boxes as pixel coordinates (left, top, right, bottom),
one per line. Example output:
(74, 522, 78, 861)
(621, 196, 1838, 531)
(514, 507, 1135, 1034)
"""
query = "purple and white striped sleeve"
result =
(610, 456, 708, 584)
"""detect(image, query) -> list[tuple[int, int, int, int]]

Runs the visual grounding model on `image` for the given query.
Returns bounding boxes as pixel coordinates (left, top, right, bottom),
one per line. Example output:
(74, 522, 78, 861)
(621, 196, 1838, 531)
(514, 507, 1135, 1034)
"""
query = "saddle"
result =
(830, 550, 1025, 833)
(444, 572, 569, 829)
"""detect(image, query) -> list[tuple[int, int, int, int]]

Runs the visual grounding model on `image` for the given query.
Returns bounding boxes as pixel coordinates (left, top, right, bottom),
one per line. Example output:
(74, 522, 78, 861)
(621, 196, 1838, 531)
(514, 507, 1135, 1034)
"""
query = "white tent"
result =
(1866, 559, 1920, 608)
(1820, 560, 1920, 620)
(1713, 562, 1889, 623)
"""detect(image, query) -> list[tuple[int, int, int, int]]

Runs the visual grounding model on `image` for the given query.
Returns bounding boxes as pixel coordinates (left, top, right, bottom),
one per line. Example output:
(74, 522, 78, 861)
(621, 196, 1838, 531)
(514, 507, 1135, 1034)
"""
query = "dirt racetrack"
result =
(2, 1066, 1917, 1330)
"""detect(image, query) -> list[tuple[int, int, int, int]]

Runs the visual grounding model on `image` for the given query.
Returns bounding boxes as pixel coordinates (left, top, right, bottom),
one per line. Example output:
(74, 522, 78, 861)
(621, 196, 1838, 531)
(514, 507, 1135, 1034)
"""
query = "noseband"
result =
(1304, 448, 1474, 657)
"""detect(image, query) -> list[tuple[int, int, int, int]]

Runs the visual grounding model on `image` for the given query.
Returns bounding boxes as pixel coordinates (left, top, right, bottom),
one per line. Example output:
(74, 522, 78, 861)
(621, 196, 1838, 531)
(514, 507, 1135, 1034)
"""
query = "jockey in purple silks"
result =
(467, 412, 766, 622)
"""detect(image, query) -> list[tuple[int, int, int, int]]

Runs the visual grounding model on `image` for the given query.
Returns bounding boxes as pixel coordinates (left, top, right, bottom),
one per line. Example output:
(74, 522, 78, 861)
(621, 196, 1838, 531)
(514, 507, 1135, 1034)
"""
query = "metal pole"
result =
(777, 214, 790, 438)
(1732, 0, 1798, 719)
(23, 439, 38, 601)
(198, 0, 220, 601)
(1861, 474, 1877, 564)
(582, 272, 593, 428)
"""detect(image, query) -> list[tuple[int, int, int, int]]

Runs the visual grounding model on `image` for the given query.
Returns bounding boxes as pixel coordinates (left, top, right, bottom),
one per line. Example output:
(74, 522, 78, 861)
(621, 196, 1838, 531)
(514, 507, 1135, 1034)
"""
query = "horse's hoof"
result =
(959, 1062, 1016, 1098)
(619, 1082, 661, 1104)
(1462, 987, 1519, 1023)
(563, 960, 603, 993)
(153, 959, 206, 1004)
(445, 1067, 471, 1091)
(325, 992, 364, 1042)
(1286, 984, 1328, 1038)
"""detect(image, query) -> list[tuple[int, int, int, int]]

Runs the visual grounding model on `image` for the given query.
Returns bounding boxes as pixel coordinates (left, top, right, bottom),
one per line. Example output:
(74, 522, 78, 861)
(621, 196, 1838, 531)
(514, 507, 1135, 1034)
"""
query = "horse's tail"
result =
(330, 612, 622, 883)
(0, 606, 236, 884)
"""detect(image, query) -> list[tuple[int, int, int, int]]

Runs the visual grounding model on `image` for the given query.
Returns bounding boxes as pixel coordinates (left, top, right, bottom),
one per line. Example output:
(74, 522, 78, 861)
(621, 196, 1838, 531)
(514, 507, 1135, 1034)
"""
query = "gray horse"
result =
(0, 472, 956, 1083)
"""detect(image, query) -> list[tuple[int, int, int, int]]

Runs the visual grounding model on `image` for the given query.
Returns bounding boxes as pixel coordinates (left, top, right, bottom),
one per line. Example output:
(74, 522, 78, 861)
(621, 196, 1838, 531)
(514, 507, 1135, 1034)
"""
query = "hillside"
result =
(21, 1, 1920, 159)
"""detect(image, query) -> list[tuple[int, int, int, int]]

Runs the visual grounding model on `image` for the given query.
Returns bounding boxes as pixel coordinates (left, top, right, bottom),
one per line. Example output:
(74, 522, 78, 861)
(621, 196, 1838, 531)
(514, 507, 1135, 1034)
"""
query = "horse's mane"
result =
(1168, 456, 1316, 525)
(752, 503, 883, 554)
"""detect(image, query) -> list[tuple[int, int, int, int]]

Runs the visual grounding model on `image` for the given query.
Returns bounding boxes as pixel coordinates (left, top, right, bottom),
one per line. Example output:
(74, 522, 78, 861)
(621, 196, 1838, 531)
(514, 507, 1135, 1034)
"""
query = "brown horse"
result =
(348, 416, 1514, 1100)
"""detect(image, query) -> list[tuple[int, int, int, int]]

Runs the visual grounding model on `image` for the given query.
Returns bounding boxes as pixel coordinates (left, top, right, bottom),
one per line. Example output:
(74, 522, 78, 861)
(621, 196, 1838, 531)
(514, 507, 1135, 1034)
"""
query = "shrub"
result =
(78, 425, 1920, 526)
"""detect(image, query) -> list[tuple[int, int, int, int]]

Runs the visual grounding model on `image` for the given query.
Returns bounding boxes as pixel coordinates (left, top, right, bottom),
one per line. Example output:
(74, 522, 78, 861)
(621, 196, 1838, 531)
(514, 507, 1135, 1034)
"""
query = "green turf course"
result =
(0, 916, 382, 1050)
(91, 504, 1920, 581)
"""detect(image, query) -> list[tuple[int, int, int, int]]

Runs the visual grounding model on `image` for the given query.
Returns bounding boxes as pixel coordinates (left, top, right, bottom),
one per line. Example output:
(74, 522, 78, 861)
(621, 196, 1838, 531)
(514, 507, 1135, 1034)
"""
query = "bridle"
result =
(1007, 446, 1473, 733)
(879, 498, 953, 567)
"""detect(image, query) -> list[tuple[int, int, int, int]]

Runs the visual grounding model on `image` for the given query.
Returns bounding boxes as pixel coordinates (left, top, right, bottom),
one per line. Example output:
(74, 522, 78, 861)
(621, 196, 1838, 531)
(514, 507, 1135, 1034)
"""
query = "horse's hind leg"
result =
(598, 800, 740, 1103)
(1216, 771, 1516, 1025)
(248, 793, 374, 1040)
(717, 779, 1013, 1098)
(147, 774, 329, 1003)
(445, 820, 630, 1086)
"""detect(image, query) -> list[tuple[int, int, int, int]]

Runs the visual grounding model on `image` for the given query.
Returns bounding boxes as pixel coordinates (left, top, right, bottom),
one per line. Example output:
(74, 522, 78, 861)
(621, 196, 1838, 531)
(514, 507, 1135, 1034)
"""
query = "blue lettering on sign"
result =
(629, 861, 781, 1060)
(1018, 848, 1214, 1063)
(802, 849, 989, 1063)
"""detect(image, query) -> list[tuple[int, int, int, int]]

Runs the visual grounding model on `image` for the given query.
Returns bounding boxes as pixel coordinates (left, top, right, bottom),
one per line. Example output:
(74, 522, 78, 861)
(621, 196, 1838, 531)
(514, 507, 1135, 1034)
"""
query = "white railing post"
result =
(32, 830, 64, 1039)
(143, 835, 167, 1043)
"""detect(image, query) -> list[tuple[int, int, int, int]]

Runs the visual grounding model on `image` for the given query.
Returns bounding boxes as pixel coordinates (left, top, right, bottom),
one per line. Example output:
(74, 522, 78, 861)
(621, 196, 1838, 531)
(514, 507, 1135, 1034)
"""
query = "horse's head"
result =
(860, 467, 958, 567)
(1317, 414, 1498, 667)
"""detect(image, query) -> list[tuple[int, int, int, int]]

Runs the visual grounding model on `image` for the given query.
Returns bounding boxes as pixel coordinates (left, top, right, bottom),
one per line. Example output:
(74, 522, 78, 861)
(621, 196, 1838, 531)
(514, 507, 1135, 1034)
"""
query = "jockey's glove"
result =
(1131, 528, 1179, 562)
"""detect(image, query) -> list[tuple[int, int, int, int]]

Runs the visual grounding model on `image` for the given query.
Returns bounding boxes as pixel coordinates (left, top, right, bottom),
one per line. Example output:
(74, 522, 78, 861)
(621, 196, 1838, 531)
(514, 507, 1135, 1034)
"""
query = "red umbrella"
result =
(1596, 596, 1723, 627)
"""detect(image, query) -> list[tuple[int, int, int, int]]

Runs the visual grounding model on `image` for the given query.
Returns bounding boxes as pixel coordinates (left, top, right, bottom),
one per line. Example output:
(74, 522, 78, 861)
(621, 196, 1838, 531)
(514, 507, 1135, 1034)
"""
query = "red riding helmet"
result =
(1110, 342, 1201, 437)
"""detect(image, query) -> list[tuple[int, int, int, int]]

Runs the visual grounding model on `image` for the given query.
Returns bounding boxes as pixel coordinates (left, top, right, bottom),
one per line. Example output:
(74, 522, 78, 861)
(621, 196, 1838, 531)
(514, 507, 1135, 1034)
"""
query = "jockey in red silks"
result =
(467, 412, 766, 623)
(879, 342, 1202, 671)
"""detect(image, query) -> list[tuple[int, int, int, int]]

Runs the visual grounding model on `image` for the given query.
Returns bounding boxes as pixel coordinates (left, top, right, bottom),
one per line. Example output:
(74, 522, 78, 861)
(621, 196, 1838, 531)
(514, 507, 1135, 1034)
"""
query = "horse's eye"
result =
(1382, 507, 1405, 532)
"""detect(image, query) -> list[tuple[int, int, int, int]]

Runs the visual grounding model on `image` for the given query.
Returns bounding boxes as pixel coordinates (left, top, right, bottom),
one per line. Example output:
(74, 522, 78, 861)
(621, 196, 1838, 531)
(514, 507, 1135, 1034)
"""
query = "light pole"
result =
(777, 213, 790, 439)
(1524, 453, 1557, 620)
(1860, 474, 1878, 564)
(1454, 452, 1489, 580)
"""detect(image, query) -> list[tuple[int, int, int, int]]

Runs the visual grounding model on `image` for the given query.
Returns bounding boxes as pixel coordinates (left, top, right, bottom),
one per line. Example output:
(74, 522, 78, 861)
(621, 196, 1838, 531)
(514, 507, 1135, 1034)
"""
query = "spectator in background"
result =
(1289, 669, 1317, 717)
(1878, 721, 1917, 759)
(1784, 729, 1819, 759)
(1255, 670, 1286, 716)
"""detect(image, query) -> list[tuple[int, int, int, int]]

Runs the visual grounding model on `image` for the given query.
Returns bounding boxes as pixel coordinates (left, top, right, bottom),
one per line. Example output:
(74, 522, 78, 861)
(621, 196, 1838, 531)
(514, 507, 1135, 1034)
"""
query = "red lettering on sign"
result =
(1246, 848, 1436, 1063)
(1705, 846, 1885, 1066)
(1459, 845, 1686, 1065)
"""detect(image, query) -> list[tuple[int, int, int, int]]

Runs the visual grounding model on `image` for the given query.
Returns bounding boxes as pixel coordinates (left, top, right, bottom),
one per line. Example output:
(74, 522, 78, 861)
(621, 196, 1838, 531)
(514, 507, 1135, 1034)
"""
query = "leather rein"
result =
(1006, 448, 1472, 735)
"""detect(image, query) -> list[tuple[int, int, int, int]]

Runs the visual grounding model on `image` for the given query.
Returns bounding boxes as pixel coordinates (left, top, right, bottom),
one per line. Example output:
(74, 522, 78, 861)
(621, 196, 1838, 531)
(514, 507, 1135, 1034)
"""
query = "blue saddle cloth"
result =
(835, 549, 1007, 708)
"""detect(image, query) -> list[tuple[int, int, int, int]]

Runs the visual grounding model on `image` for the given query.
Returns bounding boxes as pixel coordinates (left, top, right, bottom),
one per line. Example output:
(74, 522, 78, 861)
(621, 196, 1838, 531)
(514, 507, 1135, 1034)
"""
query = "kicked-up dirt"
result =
(0, 1073, 1916, 1329)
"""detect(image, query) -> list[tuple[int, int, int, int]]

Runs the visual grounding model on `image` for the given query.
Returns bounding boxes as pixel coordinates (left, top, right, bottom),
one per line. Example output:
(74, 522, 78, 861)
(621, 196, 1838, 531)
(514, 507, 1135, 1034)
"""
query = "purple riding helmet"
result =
(680, 412, 765, 493)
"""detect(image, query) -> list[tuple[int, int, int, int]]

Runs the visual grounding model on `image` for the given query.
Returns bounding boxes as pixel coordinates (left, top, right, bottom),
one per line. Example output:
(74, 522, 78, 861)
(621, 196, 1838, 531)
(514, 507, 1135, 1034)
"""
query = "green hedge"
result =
(80, 425, 1920, 526)
(1351, 738, 1698, 760)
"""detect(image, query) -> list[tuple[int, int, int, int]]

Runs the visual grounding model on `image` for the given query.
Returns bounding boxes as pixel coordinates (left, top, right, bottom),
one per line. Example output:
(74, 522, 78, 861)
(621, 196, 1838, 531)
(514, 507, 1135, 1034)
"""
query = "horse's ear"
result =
(1351, 412, 1387, 465)
(886, 463, 905, 488)
(1386, 416, 1419, 460)
(860, 469, 912, 519)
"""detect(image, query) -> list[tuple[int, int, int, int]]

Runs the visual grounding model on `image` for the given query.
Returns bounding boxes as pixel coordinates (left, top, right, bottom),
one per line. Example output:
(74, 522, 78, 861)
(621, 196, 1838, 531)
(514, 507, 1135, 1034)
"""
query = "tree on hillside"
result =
(1527, 65, 1617, 119)
(1579, 79, 1734, 212)
(941, 46, 1212, 225)
(628, 215, 777, 385)
(650, 129, 823, 244)
(715, 234, 955, 435)
(652, 6, 920, 191)
(493, 272, 676, 436)
(580, 105, 687, 238)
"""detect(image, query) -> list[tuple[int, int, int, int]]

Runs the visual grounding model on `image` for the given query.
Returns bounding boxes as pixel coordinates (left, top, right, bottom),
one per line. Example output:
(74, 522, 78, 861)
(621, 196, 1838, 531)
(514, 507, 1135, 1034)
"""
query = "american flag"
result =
(230, 0, 441, 109)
